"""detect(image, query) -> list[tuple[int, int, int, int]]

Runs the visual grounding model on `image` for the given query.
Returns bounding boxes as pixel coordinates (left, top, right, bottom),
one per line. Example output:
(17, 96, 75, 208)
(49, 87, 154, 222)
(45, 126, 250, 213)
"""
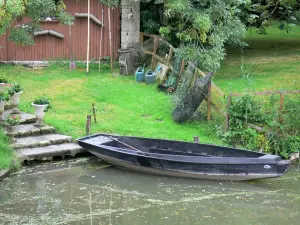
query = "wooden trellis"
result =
(140, 32, 226, 121)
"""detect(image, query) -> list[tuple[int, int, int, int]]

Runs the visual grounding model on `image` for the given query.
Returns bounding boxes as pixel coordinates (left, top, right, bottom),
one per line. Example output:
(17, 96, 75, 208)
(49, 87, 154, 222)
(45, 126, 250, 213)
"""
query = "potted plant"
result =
(0, 77, 8, 93)
(0, 91, 9, 122)
(8, 83, 23, 114)
(32, 95, 50, 127)
(5, 114, 20, 143)
(5, 114, 20, 132)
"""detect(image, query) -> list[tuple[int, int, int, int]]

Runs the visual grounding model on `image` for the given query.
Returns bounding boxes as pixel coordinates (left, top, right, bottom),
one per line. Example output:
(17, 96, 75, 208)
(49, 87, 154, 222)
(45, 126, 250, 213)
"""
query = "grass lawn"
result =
(0, 64, 220, 145)
(0, 129, 14, 169)
(214, 22, 300, 93)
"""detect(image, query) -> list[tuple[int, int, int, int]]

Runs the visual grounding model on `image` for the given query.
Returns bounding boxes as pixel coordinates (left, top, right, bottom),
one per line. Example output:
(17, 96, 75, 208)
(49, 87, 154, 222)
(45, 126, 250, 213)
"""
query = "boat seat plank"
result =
(82, 136, 113, 146)
(149, 147, 212, 157)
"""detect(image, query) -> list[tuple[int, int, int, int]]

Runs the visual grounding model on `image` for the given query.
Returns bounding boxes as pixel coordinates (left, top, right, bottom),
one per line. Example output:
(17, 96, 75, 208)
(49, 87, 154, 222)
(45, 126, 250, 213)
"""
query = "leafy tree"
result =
(157, 0, 247, 72)
(239, 0, 300, 34)
(0, 0, 73, 45)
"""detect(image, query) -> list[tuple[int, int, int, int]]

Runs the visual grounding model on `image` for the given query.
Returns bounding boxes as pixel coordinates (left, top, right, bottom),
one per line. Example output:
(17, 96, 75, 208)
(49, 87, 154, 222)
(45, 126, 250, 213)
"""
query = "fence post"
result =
(140, 32, 144, 45)
(207, 80, 212, 121)
(151, 36, 159, 68)
(279, 91, 285, 122)
(86, 115, 92, 135)
(167, 47, 173, 65)
(92, 103, 97, 124)
(225, 93, 232, 131)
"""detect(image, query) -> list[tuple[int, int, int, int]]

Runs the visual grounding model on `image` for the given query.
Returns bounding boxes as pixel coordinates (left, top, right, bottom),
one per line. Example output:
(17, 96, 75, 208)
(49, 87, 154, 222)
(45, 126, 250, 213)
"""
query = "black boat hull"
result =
(77, 134, 290, 181)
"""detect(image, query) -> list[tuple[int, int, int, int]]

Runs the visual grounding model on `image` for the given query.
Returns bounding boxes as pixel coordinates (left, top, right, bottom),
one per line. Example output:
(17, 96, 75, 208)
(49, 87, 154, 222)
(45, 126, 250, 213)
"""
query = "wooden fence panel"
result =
(0, 0, 120, 61)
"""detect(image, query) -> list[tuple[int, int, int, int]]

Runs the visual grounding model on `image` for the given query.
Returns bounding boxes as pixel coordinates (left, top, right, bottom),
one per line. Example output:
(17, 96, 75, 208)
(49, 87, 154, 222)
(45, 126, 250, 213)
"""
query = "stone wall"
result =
(120, 0, 140, 74)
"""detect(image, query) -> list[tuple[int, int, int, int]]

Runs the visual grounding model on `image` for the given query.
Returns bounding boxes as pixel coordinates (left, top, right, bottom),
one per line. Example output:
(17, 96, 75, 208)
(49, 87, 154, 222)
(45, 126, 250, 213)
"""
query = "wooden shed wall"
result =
(0, 0, 120, 61)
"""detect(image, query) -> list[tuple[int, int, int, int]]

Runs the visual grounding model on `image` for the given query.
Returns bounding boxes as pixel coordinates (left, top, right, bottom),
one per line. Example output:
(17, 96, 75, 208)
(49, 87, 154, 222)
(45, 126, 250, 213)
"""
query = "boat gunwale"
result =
(77, 133, 267, 156)
(78, 140, 288, 165)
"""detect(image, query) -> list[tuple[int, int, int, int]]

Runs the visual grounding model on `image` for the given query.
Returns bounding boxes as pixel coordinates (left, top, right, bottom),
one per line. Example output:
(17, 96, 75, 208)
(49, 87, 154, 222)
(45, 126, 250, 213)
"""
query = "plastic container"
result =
(145, 70, 157, 84)
(135, 67, 145, 82)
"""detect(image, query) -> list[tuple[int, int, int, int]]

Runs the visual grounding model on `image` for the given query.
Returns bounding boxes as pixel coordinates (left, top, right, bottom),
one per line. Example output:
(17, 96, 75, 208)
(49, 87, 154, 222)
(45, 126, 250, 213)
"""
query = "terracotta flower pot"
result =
(10, 91, 22, 114)
(32, 103, 48, 127)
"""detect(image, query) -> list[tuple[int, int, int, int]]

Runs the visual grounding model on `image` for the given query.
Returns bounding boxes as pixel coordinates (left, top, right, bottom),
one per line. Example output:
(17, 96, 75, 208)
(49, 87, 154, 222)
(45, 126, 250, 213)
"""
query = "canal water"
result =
(0, 157, 299, 225)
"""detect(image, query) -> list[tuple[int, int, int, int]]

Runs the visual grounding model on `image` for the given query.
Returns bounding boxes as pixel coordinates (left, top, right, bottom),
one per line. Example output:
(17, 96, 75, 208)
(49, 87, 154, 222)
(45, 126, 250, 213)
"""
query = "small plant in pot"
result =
(5, 114, 20, 131)
(0, 91, 9, 122)
(8, 83, 23, 114)
(0, 77, 9, 93)
(5, 114, 20, 143)
(32, 95, 51, 127)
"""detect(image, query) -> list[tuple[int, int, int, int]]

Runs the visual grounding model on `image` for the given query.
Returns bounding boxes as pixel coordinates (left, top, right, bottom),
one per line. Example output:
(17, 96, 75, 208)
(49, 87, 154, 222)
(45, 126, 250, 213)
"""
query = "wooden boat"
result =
(77, 134, 290, 181)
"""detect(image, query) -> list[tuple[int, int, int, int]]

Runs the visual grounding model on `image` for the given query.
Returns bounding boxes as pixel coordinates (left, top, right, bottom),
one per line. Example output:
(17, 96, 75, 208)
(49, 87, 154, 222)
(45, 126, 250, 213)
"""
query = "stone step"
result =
(4, 124, 55, 137)
(3, 110, 36, 124)
(4, 103, 13, 110)
(13, 134, 72, 149)
(16, 143, 84, 162)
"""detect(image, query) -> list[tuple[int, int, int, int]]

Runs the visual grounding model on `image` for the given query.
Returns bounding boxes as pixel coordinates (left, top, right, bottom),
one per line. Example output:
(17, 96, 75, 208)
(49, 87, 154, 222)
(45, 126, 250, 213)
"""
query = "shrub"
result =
(218, 94, 300, 158)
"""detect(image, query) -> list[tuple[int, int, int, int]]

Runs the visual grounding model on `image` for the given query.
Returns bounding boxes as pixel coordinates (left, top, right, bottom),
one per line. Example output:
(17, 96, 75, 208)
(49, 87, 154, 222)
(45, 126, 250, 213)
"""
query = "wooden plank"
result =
(231, 90, 300, 97)
(193, 136, 200, 144)
(279, 92, 285, 122)
(86, 115, 92, 135)
(140, 32, 144, 45)
(247, 123, 263, 132)
(167, 47, 173, 65)
(108, 7, 113, 73)
(151, 36, 159, 68)
(74, 13, 103, 26)
(225, 94, 232, 131)
(211, 83, 225, 98)
(140, 32, 155, 38)
(207, 80, 212, 121)
(86, 0, 91, 75)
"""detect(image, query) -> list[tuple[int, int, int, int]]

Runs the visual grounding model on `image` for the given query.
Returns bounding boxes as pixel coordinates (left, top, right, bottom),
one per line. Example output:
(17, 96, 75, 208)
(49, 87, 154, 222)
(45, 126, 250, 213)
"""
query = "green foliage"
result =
(0, 91, 9, 102)
(141, 8, 161, 34)
(229, 94, 268, 126)
(159, 0, 247, 72)
(5, 114, 21, 126)
(0, 0, 74, 45)
(99, 0, 120, 8)
(7, 83, 23, 96)
(0, 128, 16, 169)
(218, 94, 300, 158)
(33, 95, 51, 105)
(0, 77, 8, 83)
(240, 0, 300, 33)
(9, 26, 35, 45)
(33, 95, 51, 112)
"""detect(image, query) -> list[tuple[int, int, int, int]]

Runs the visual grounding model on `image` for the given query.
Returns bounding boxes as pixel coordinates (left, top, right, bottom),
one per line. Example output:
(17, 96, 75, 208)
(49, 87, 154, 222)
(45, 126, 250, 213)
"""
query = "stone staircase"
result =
(3, 106, 84, 163)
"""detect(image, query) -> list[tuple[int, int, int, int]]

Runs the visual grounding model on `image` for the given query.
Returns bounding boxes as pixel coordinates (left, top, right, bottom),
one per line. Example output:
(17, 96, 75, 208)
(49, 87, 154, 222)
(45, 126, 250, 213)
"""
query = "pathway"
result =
(2, 105, 84, 163)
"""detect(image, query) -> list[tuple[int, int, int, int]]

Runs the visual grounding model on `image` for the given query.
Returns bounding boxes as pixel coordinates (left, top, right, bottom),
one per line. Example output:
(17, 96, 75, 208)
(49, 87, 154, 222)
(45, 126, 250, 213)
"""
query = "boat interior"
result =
(80, 134, 271, 159)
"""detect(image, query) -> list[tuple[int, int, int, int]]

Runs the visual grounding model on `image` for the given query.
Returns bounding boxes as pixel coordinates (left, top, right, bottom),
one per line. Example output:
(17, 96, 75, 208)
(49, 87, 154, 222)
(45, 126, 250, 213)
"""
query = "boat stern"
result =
(277, 160, 291, 176)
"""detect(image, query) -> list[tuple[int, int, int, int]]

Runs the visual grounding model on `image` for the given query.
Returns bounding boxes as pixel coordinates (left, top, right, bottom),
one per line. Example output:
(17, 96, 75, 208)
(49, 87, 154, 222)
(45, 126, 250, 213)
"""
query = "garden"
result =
(1, 23, 300, 169)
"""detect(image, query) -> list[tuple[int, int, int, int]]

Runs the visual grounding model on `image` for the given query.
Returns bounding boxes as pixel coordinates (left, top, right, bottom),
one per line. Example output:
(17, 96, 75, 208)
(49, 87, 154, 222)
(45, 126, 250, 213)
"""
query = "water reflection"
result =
(0, 158, 299, 225)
